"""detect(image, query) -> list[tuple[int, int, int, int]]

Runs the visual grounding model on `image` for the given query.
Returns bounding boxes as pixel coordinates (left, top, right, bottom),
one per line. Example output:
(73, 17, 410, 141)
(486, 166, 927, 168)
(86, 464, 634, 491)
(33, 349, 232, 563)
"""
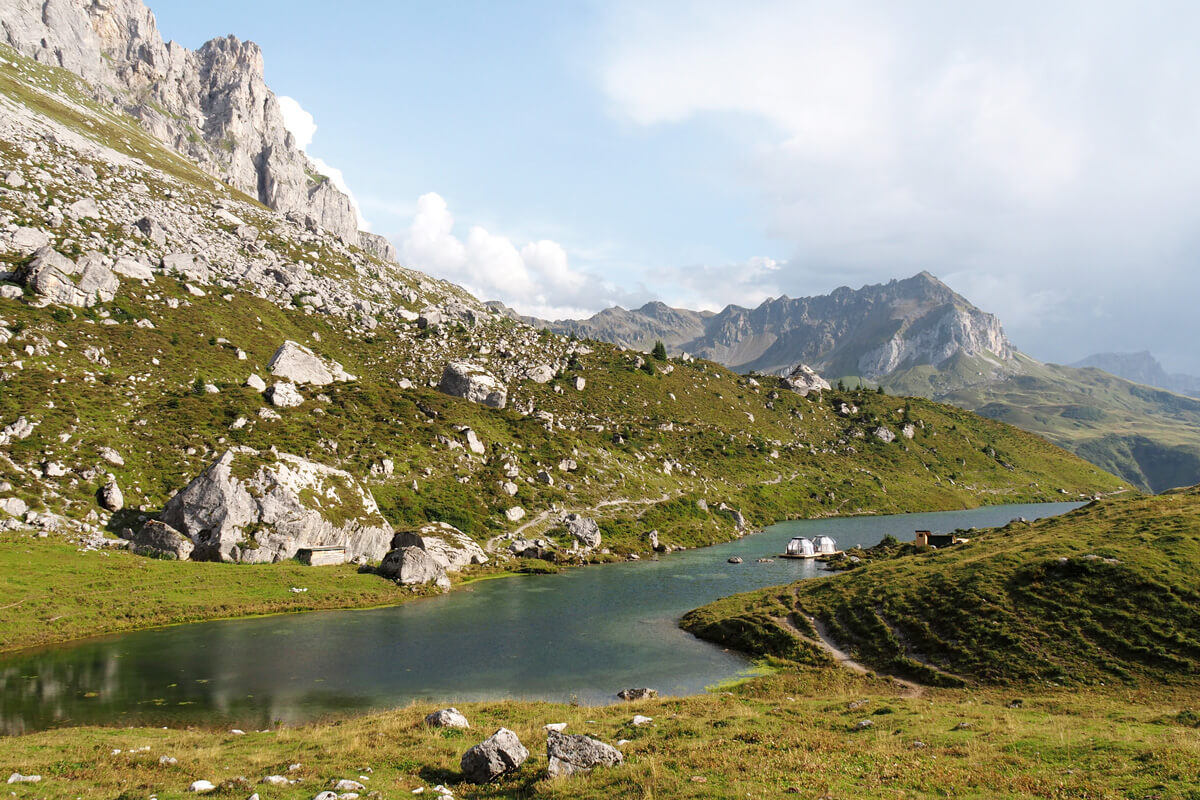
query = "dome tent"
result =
(785, 536, 815, 556)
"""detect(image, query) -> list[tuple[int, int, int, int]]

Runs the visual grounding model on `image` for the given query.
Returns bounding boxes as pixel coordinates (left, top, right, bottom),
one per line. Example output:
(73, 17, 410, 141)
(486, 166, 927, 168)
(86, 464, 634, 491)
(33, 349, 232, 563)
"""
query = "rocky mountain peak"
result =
(0, 0, 364, 246)
(534, 272, 1015, 386)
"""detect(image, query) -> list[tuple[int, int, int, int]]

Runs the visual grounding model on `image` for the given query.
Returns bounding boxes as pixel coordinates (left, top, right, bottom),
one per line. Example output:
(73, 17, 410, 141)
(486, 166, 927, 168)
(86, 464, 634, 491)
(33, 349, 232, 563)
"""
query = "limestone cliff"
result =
(0, 0, 362, 243)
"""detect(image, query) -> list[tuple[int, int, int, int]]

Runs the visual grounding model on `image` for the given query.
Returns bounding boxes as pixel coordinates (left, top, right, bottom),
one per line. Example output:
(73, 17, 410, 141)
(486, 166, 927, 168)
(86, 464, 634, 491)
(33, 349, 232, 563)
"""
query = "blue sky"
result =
(150, 1, 1200, 373)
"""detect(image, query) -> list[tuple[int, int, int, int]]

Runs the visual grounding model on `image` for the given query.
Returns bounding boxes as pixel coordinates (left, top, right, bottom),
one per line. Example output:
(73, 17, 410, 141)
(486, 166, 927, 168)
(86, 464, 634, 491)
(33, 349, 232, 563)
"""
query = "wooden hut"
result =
(297, 545, 346, 566)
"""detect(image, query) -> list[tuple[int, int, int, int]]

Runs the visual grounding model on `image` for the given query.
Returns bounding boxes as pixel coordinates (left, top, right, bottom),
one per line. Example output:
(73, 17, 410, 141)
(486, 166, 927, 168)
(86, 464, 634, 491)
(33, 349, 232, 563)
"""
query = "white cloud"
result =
(597, 0, 1200, 368)
(401, 193, 622, 319)
(278, 95, 370, 231)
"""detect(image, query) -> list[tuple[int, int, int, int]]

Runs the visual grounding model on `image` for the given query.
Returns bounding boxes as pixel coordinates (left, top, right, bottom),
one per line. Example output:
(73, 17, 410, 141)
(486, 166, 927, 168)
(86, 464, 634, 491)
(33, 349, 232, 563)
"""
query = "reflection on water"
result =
(0, 502, 1081, 733)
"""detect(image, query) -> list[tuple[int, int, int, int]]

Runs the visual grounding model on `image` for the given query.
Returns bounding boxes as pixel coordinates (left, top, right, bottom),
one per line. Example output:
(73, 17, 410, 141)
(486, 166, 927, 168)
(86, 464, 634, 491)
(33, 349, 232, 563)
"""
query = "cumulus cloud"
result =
(597, 0, 1200, 369)
(401, 193, 624, 319)
(278, 95, 370, 231)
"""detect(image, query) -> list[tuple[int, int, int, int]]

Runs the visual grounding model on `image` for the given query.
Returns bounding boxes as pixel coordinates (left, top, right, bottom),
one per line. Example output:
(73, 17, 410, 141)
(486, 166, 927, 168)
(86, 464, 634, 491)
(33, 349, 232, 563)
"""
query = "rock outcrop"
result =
(781, 363, 831, 396)
(0, 0, 363, 242)
(390, 522, 488, 572)
(157, 449, 391, 563)
(563, 513, 601, 550)
(438, 362, 507, 409)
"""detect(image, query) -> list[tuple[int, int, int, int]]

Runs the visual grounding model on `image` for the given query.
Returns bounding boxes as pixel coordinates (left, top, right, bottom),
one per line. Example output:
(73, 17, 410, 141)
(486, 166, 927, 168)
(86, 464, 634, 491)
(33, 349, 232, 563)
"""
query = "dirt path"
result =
(485, 489, 681, 553)
(778, 612, 925, 697)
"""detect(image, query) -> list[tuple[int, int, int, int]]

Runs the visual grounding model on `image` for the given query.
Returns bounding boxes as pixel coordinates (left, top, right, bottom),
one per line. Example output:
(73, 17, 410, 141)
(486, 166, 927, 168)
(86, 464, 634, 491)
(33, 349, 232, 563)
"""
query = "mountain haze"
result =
(1072, 351, 1200, 399)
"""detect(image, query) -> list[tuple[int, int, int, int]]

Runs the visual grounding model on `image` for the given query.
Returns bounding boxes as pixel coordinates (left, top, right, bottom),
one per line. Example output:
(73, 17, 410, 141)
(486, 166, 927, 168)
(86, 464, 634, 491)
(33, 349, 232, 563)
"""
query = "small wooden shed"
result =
(297, 546, 346, 566)
(915, 530, 958, 548)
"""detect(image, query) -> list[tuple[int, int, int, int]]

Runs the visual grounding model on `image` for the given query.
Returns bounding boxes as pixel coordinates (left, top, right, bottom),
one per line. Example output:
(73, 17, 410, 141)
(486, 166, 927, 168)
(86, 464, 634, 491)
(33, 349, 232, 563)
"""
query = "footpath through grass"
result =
(2, 670, 1199, 799)
(684, 488, 1200, 688)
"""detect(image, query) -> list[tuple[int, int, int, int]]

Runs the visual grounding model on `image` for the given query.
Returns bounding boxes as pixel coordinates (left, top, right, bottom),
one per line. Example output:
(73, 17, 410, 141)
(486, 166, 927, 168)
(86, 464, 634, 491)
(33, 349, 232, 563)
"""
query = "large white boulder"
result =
(781, 363, 831, 396)
(438, 362, 507, 409)
(267, 340, 355, 386)
(158, 449, 392, 563)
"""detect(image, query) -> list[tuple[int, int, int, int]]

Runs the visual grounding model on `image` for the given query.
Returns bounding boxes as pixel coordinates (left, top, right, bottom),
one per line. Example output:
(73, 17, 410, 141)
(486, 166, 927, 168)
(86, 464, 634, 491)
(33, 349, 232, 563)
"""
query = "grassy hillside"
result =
(684, 489, 1200, 687)
(885, 352, 1200, 493)
(2, 670, 1199, 799)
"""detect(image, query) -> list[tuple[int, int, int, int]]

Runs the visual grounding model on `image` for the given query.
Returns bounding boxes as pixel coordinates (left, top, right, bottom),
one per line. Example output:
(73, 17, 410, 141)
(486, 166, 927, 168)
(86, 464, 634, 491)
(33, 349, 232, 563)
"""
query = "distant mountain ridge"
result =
(509, 275, 1200, 493)
(1071, 351, 1200, 399)
(516, 272, 1016, 384)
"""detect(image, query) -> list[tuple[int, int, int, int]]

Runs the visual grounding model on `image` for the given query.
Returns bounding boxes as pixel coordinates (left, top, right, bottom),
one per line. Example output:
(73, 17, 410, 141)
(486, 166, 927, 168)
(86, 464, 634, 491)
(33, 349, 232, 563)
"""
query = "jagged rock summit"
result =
(533, 272, 1015, 386)
(0, 0, 366, 244)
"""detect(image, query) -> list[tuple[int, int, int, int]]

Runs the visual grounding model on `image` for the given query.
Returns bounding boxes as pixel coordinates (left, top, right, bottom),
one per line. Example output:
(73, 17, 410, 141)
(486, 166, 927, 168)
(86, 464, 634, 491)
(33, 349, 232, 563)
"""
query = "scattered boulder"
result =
(546, 730, 623, 778)
(98, 478, 124, 512)
(564, 513, 601, 550)
(74, 252, 119, 303)
(111, 256, 155, 281)
(727, 556, 743, 564)
(460, 728, 529, 784)
(267, 340, 354, 386)
(425, 708, 470, 729)
(245, 373, 267, 392)
(873, 426, 896, 443)
(464, 428, 486, 455)
(438, 362, 507, 409)
(188, 780, 217, 793)
(505, 506, 525, 522)
(332, 780, 365, 792)
(131, 520, 194, 560)
(525, 364, 554, 384)
(267, 381, 304, 408)
(0, 497, 29, 518)
(631, 715, 653, 726)
(617, 688, 658, 701)
(902, 423, 916, 439)
(0, 416, 35, 446)
(6, 774, 40, 784)
(66, 196, 99, 220)
(378, 546, 449, 588)
(781, 364, 831, 396)
(389, 522, 488, 571)
(158, 449, 392, 563)
(10, 226, 49, 253)
(17, 246, 89, 306)
(161, 253, 210, 283)
(135, 216, 167, 247)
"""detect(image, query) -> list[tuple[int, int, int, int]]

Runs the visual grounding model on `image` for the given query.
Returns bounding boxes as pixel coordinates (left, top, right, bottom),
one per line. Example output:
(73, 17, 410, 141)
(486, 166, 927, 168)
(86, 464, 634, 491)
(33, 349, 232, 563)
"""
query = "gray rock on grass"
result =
(546, 730, 623, 778)
(425, 708, 470, 729)
(460, 728, 529, 784)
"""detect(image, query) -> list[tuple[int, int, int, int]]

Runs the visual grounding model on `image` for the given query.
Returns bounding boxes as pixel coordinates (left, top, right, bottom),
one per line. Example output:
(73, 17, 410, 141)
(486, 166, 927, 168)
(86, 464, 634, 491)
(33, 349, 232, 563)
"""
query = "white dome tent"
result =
(784, 536, 815, 557)
(813, 535, 838, 554)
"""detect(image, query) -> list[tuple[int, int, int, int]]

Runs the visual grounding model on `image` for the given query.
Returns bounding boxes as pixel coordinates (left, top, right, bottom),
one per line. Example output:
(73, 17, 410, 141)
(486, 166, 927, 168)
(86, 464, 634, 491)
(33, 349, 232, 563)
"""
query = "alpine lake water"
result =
(0, 502, 1082, 734)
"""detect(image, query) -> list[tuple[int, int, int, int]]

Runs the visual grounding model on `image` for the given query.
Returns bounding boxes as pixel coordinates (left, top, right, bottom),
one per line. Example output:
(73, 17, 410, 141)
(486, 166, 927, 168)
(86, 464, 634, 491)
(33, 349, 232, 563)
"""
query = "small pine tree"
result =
(651, 340, 668, 361)
(876, 385, 885, 395)
(639, 359, 656, 375)
(837, 379, 846, 392)
(192, 376, 205, 395)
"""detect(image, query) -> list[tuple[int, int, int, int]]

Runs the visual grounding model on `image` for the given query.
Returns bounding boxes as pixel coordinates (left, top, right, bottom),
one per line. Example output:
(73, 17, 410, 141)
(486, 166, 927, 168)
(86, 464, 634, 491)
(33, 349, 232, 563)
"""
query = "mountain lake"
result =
(0, 502, 1083, 734)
